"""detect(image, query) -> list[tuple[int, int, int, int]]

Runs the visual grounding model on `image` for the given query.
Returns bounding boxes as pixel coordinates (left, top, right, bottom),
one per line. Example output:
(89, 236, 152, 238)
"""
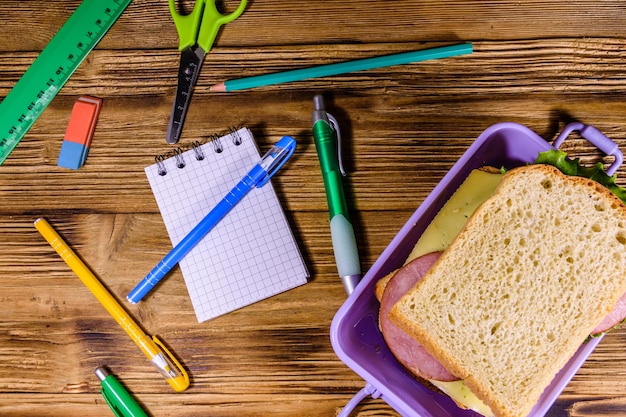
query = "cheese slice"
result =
(408, 169, 503, 261)
(431, 380, 495, 417)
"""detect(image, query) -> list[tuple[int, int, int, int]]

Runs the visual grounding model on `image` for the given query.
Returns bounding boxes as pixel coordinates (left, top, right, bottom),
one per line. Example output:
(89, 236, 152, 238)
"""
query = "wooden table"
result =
(1, 1, 626, 416)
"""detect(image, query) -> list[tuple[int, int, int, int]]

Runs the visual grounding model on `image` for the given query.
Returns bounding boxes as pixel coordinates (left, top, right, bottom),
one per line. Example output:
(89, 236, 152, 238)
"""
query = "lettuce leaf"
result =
(534, 150, 626, 203)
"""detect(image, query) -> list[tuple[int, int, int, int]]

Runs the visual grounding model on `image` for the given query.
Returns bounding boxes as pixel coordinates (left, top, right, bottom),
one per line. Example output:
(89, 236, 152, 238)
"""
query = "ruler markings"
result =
(0, 0, 132, 165)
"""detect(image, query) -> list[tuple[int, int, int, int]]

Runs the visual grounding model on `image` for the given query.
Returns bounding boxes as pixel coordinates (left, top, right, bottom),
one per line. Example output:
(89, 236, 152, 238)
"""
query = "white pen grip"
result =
(330, 214, 361, 278)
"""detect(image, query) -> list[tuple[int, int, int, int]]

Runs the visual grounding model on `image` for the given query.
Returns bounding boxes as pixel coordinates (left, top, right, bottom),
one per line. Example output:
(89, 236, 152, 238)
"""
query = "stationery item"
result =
(166, 0, 247, 144)
(0, 0, 131, 165)
(209, 43, 473, 92)
(311, 95, 361, 295)
(128, 134, 297, 303)
(95, 367, 148, 417)
(140, 127, 308, 322)
(33, 218, 190, 392)
(58, 96, 103, 169)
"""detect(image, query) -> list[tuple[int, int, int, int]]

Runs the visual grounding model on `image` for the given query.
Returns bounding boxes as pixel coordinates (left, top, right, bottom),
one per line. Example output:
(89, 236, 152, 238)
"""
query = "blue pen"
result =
(127, 135, 297, 304)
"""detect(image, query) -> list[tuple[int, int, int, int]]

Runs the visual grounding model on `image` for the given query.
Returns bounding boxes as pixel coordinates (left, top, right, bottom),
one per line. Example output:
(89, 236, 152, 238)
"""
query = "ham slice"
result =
(593, 292, 626, 334)
(380, 252, 626, 382)
(379, 252, 459, 382)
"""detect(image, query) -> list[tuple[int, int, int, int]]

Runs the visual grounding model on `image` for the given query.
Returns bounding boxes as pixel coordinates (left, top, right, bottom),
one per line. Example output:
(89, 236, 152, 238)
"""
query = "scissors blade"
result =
(166, 46, 205, 144)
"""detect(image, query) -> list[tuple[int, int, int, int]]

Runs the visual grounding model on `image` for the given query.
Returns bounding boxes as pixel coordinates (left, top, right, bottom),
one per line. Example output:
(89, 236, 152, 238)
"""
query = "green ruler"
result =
(0, 0, 132, 165)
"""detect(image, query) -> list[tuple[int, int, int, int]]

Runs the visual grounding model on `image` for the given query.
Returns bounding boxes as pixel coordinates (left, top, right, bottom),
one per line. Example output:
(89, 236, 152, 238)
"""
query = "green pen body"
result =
(96, 367, 148, 417)
(312, 119, 350, 218)
(312, 95, 362, 294)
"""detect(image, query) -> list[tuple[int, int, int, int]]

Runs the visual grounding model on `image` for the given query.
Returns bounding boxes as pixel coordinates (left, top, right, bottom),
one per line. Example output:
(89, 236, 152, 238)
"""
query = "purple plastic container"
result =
(330, 122, 623, 417)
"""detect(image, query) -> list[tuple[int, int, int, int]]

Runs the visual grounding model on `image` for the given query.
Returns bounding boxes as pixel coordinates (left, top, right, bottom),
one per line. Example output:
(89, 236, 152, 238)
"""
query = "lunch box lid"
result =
(330, 122, 623, 417)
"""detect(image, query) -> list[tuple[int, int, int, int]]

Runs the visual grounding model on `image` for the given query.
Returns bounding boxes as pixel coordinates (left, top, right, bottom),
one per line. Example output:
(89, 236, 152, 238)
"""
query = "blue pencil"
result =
(209, 43, 472, 92)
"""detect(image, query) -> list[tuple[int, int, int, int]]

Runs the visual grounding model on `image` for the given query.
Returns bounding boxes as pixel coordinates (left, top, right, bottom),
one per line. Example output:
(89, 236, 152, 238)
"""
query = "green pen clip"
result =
(325, 112, 346, 177)
(96, 367, 149, 417)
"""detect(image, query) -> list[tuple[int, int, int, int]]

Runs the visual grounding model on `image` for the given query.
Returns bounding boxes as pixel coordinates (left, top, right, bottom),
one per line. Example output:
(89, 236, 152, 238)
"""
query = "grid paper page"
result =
(145, 128, 308, 322)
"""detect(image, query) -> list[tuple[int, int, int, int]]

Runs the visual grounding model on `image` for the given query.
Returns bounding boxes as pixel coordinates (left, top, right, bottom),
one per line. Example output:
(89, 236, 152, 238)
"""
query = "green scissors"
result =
(166, 0, 247, 144)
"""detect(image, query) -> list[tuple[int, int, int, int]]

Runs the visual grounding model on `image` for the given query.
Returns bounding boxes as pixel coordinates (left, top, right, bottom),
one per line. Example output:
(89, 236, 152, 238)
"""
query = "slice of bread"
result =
(376, 168, 504, 303)
(389, 164, 626, 417)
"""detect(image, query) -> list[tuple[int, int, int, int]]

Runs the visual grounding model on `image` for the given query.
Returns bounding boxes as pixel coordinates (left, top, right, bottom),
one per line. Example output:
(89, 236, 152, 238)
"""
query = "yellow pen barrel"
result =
(34, 218, 189, 392)
(34, 219, 133, 325)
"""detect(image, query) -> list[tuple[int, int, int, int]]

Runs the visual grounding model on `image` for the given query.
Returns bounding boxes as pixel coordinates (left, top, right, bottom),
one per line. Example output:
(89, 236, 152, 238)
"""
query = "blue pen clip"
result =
(257, 135, 297, 187)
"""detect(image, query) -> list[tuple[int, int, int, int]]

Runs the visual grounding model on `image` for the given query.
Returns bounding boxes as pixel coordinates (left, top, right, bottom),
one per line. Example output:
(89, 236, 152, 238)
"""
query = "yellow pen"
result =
(34, 218, 189, 392)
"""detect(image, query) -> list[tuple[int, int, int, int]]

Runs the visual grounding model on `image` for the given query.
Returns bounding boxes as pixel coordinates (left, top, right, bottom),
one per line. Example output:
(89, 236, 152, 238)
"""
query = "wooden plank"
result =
(2, 1, 626, 51)
(2, 1, 626, 416)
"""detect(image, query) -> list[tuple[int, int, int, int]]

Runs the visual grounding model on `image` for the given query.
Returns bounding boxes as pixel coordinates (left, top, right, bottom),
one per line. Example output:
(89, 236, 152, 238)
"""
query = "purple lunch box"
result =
(330, 122, 624, 417)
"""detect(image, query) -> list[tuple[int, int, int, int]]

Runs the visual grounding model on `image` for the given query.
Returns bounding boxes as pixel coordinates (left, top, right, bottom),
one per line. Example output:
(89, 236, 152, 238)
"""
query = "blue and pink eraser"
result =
(57, 95, 103, 169)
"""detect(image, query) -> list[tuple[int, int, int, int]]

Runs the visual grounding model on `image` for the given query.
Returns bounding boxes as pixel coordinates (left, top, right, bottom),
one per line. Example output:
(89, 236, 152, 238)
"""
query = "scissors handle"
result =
(168, 0, 205, 51)
(168, 0, 247, 52)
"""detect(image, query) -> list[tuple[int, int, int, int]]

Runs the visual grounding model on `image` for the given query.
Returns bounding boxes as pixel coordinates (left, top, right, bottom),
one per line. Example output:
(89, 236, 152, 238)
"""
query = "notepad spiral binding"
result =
(154, 126, 244, 176)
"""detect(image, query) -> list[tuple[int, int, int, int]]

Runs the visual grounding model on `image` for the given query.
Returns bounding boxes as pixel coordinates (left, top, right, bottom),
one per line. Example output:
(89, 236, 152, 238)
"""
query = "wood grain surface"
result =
(1, 1, 626, 416)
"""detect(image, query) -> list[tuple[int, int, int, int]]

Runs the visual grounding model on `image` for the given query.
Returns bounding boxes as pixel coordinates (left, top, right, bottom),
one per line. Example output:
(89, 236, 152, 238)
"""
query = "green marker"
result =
(312, 95, 361, 295)
(96, 367, 148, 417)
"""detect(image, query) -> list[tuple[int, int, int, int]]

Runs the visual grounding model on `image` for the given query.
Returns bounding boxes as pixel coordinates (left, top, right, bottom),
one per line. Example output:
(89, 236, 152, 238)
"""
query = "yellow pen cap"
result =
(152, 336, 190, 392)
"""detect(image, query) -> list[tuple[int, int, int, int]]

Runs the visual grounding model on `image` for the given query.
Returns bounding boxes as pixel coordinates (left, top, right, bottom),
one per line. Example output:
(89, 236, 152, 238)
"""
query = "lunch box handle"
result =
(552, 122, 623, 176)
(337, 383, 381, 417)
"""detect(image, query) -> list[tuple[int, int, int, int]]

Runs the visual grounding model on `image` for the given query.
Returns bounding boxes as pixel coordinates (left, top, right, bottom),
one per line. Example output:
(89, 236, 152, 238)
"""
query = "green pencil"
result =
(209, 43, 472, 92)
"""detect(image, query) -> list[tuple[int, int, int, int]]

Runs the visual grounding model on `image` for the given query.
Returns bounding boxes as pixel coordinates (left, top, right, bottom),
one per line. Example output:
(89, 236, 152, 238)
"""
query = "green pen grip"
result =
(97, 368, 148, 417)
(312, 120, 350, 219)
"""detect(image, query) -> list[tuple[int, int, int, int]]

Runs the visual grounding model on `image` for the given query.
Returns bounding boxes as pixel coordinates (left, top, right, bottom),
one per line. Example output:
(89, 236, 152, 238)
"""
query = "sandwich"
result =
(376, 151, 626, 417)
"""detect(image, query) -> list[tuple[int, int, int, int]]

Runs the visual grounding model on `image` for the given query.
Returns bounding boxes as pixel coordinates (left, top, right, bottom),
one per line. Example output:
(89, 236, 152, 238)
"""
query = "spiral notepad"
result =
(145, 127, 308, 322)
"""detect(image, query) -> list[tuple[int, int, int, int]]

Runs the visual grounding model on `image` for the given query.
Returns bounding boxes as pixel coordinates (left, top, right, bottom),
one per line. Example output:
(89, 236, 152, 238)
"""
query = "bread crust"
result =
(389, 164, 626, 417)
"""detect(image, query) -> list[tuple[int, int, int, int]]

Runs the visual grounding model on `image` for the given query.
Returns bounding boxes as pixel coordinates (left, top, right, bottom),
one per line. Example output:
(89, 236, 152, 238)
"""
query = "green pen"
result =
(312, 95, 362, 295)
(96, 367, 149, 417)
